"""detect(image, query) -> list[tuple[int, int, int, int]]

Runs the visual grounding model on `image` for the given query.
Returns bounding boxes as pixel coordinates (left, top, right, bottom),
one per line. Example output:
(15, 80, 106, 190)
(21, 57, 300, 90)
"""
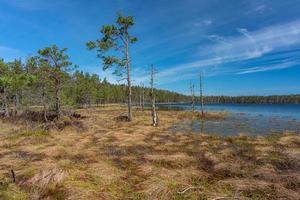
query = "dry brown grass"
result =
(0, 105, 299, 199)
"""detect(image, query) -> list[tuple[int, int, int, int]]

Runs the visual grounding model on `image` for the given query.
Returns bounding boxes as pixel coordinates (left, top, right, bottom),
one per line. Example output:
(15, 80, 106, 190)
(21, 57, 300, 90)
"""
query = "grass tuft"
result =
(7, 130, 49, 140)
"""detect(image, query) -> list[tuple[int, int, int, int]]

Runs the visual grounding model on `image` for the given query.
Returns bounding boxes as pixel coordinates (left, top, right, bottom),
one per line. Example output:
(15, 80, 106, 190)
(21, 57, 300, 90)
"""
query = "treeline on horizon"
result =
(196, 95, 300, 104)
(1, 54, 299, 118)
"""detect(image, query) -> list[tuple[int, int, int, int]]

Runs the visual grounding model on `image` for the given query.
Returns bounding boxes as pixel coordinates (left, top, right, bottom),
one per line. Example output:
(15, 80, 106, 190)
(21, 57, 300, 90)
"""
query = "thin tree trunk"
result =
(151, 96, 158, 126)
(42, 84, 48, 122)
(199, 73, 204, 117)
(139, 93, 142, 108)
(88, 97, 91, 108)
(125, 36, 132, 121)
(151, 65, 158, 126)
(55, 79, 61, 119)
(190, 83, 195, 112)
(14, 92, 19, 116)
(3, 87, 9, 117)
(142, 84, 145, 112)
(127, 74, 132, 121)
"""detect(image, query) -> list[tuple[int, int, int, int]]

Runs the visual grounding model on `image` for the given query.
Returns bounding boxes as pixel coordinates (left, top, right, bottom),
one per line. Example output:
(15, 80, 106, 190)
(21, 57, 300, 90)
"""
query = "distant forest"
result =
(200, 95, 300, 104)
(95, 84, 300, 105)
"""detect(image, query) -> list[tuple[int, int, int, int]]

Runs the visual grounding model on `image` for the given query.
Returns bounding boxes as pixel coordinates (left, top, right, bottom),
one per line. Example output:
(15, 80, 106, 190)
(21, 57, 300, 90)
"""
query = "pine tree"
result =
(38, 45, 72, 119)
(9, 59, 31, 115)
(0, 59, 10, 117)
(87, 13, 138, 121)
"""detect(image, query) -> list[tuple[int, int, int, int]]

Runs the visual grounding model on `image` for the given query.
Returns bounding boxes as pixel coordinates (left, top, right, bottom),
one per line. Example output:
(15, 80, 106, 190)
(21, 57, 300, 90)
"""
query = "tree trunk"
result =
(55, 79, 61, 119)
(190, 83, 195, 112)
(142, 86, 145, 112)
(3, 87, 10, 117)
(151, 65, 158, 126)
(13, 92, 19, 116)
(126, 36, 132, 121)
(42, 84, 48, 122)
(127, 69, 132, 121)
(139, 94, 142, 108)
(199, 73, 204, 117)
(151, 96, 158, 126)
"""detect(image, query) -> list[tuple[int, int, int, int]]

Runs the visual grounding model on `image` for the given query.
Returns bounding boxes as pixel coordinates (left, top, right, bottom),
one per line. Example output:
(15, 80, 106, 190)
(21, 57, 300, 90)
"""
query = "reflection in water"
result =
(157, 103, 300, 120)
(170, 114, 300, 136)
(200, 119, 204, 134)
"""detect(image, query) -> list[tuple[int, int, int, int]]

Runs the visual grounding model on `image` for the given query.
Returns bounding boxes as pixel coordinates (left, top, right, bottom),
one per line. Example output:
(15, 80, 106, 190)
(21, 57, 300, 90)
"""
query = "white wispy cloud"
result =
(142, 19, 300, 84)
(203, 19, 213, 25)
(194, 19, 213, 27)
(208, 34, 227, 44)
(236, 28, 254, 42)
(235, 61, 297, 75)
(254, 4, 266, 13)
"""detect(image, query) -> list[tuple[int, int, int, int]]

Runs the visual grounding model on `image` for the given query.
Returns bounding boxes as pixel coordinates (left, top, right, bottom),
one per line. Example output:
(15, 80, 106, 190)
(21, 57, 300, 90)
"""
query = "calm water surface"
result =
(157, 103, 300, 136)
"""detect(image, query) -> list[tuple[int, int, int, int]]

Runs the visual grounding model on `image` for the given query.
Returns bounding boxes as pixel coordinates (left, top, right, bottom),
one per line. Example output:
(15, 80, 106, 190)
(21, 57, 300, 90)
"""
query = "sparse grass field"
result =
(0, 105, 299, 200)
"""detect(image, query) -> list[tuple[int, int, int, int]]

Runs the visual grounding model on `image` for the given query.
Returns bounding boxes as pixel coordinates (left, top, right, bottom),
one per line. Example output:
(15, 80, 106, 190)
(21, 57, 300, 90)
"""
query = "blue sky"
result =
(1, 0, 300, 96)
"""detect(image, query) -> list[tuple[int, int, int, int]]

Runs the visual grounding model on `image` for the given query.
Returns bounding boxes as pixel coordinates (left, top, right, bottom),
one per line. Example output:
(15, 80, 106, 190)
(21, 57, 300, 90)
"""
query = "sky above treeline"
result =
(1, 0, 300, 96)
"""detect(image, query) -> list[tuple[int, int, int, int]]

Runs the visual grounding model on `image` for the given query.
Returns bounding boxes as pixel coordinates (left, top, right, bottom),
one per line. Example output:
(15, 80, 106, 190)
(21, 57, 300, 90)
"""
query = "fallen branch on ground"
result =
(177, 186, 203, 194)
(212, 197, 241, 200)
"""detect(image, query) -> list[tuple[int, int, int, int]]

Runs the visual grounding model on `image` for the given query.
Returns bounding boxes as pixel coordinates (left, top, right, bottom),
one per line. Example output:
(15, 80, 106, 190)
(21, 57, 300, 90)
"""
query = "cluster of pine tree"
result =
(0, 45, 75, 119)
(0, 45, 189, 120)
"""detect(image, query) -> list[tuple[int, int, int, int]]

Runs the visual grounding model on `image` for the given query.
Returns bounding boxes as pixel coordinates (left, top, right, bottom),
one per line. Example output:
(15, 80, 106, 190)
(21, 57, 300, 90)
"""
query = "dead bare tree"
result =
(150, 65, 158, 126)
(142, 83, 145, 111)
(139, 87, 142, 108)
(199, 72, 205, 117)
(190, 83, 195, 112)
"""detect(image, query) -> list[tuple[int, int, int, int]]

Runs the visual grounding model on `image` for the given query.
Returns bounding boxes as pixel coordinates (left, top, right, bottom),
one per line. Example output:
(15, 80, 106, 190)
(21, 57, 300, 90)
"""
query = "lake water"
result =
(156, 103, 300, 136)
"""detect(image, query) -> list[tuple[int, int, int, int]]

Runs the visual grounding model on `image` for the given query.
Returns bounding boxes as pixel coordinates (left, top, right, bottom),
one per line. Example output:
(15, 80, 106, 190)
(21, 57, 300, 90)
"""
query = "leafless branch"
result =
(177, 186, 203, 194)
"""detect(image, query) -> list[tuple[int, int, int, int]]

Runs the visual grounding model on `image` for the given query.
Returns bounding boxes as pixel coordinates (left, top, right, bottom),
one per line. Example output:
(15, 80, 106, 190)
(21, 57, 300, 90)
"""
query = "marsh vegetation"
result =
(0, 106, 299, 199)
